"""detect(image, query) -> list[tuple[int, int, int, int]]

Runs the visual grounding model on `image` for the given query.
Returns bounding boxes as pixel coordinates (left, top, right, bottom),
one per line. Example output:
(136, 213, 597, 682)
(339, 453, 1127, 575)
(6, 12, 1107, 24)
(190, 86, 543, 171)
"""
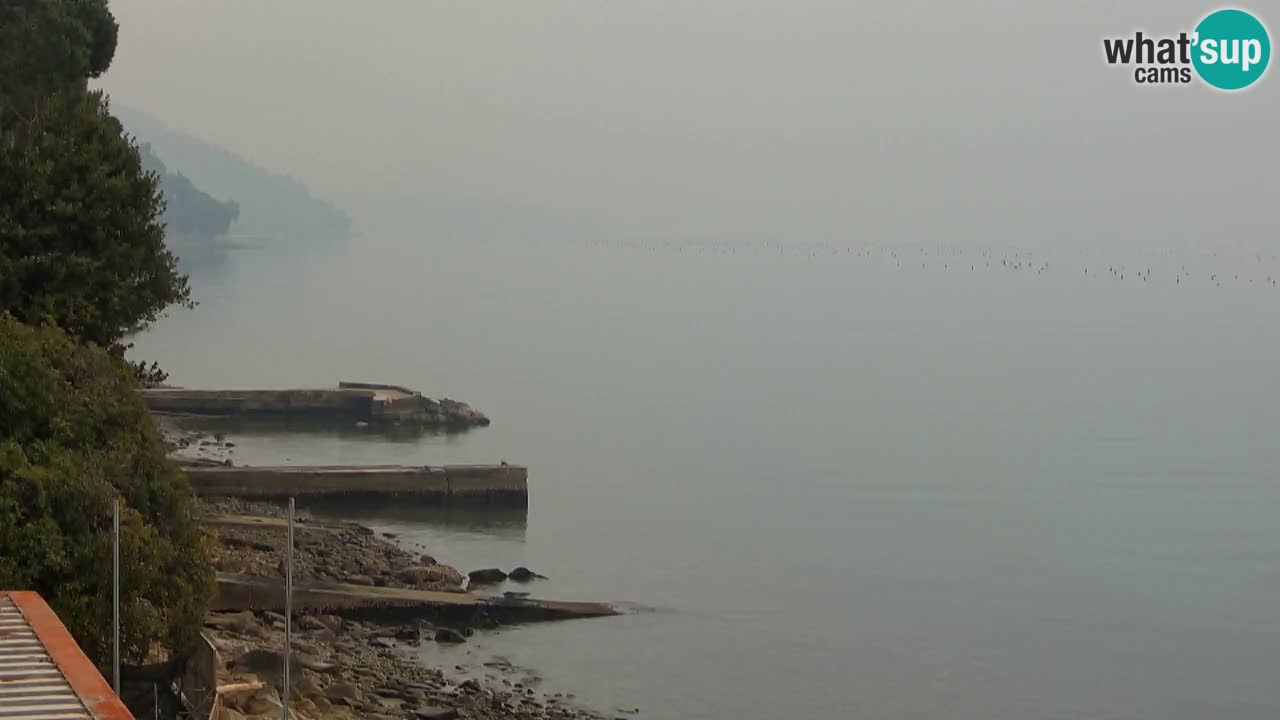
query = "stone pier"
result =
(185, 464, 528, 505)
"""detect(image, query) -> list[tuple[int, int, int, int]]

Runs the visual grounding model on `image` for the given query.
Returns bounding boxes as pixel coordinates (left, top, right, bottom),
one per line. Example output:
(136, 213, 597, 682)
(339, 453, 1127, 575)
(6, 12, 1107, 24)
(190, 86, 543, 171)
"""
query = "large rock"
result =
(398, 565, 463, 588)
(223, 684, 283, 716)
(425, 398, 490, 427)
(294, 674, 323, 695)
(326, 681, 363, 705)
(242, 690, 283, 717)
(467, 568, 507, 585)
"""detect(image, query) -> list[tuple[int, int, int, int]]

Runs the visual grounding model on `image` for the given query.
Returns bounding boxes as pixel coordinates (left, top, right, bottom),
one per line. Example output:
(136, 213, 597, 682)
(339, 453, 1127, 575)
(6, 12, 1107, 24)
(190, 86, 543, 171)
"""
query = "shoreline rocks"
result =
(205, 594, 608, 720)
(199, 498, 608, 720)
(203, 498, 466, 593)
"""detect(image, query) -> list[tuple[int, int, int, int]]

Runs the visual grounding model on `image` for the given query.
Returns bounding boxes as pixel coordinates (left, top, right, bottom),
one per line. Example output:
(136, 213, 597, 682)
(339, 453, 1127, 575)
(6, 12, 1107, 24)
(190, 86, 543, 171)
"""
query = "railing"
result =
(177, 633, 220, 720)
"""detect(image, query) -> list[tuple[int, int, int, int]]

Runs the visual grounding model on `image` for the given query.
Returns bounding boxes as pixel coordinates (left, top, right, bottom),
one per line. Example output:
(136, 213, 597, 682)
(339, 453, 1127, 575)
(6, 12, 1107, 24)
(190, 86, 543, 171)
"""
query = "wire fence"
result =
(108, 496, 296, 720)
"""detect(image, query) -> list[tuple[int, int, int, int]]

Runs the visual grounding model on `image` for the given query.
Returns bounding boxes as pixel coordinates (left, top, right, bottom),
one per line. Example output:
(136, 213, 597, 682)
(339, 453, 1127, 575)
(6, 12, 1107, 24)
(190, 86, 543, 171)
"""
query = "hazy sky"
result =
(100, 1, 1278, 246)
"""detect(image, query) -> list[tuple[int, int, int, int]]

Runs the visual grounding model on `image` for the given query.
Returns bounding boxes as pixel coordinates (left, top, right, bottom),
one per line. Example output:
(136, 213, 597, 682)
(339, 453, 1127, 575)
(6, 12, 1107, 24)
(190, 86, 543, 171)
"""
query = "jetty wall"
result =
(142, 388, 374, 417)
(140, 383, 490, 427)
(185, 464, 528, 505)
(213, 574, 618, 622)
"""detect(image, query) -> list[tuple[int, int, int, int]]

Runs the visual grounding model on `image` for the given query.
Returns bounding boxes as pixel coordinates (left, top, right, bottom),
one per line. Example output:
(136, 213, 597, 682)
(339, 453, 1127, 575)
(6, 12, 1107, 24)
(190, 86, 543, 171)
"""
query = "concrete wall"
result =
(185, 464, 527, 505)
(141, 389, 375, 418)
(373, 394, 427, 421)
(338, 381, 416, 395)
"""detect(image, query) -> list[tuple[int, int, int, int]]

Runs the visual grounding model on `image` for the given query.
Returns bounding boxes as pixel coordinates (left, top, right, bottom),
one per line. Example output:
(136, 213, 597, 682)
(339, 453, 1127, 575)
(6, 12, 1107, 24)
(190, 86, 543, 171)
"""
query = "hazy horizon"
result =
(100, 1, 1278, 248)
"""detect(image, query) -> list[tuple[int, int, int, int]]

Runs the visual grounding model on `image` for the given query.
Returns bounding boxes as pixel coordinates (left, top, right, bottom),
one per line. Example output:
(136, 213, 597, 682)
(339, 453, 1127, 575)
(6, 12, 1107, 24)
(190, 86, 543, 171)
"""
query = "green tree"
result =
(0, 315, 213, 664)
(0, 90, 191, 350)
(0, 0, 118, 128)
(1, 0, 189, 360)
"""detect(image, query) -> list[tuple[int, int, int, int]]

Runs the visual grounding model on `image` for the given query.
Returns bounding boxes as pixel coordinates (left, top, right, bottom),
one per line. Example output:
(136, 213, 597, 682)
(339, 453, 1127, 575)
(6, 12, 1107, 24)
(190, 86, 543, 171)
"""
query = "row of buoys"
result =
(569, 236, 1280, 288)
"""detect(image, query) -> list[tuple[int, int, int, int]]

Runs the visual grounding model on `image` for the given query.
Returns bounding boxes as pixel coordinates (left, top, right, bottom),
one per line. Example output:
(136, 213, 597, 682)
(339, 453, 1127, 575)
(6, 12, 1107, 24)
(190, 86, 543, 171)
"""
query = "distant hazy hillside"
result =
(115, 104, 351, 243)
(138, 143, 240, 239)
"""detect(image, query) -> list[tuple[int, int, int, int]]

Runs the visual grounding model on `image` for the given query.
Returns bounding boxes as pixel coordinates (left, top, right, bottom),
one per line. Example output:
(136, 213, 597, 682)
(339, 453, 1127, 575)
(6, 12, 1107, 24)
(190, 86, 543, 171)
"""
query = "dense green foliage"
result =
(1, 0, 190, 353)
(0, 0, 118, 124)
(139, 143, 240, 238)
(0, 91, 191, 348)
(0, 315, 214, 663)
(0, 0, 213, 669)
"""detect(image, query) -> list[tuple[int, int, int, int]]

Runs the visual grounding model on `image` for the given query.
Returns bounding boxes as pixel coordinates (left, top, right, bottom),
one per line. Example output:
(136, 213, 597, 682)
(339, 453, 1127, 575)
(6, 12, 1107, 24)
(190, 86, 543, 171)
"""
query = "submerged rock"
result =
(507, 567, 547, 582)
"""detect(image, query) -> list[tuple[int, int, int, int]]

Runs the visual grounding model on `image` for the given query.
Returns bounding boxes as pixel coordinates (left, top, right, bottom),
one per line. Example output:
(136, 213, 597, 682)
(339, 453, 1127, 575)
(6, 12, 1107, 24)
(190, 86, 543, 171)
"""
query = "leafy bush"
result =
(0, 315, 213, 664)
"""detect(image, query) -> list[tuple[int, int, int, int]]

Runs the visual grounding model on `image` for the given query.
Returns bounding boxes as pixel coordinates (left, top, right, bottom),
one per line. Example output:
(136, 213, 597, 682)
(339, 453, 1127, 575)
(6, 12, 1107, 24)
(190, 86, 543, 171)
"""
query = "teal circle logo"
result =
(1192, 9, 1271, 90)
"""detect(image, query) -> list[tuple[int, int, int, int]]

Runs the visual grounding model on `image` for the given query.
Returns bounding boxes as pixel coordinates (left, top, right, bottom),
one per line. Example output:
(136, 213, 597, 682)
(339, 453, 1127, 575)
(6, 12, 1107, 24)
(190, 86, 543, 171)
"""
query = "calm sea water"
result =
(136, 230, 1280, 720)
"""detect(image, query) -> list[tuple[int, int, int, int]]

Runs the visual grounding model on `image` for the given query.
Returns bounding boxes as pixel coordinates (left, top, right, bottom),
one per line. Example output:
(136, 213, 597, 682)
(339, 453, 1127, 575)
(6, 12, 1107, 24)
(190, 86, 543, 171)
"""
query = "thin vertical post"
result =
(112, 499, 120, 695)
(282, 497, 294, 720)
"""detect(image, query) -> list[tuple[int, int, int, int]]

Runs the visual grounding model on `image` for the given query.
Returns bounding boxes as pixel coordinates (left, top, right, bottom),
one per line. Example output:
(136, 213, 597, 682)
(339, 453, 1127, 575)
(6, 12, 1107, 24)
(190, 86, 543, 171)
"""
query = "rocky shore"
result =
(206, 499, 464, 592)
(205, 607, 603, 720)
(200, 498, 605, 720)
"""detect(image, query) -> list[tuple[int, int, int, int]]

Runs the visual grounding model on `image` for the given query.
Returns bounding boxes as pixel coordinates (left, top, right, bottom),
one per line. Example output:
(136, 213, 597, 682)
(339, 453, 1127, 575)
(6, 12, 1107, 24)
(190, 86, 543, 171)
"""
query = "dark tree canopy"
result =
(0, 90, 191, 349)
(0, 0, 211, 667)
(0, 0, 118, 125)
(1, 0, 187, 353)
(0, 315, 213, 664)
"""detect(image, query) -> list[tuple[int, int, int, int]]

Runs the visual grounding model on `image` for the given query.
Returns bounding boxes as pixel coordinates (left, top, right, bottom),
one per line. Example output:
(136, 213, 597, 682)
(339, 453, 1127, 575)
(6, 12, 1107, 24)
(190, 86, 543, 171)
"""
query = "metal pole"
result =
(282, 497, 294, 720)
(112, 499, 120, 695)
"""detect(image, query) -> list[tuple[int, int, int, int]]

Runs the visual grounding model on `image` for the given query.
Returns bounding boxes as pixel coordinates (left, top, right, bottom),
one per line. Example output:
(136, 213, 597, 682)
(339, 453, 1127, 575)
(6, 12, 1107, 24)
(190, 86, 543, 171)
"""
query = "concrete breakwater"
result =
(141, 381, 490, 428)
(186, 463, 528, 505)
(214, 574, 618, 623)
